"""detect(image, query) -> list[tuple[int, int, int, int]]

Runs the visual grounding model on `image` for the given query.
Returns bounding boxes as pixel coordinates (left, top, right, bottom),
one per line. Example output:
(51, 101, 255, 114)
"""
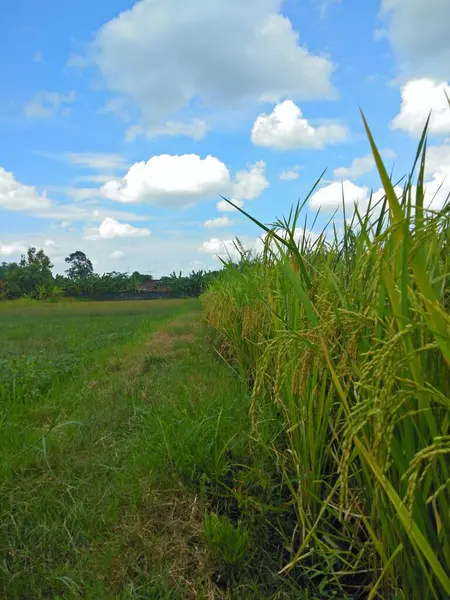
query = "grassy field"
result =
(0, 299, 267, 599)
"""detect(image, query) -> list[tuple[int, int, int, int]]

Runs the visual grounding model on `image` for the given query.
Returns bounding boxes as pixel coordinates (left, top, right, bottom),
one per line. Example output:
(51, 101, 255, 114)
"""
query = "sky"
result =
(1, 0, 450, 277)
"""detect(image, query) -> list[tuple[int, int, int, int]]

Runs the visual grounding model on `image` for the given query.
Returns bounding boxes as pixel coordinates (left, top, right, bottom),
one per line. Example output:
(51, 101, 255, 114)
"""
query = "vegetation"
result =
(0, 249, 218, 300)
(202, 117, 450, 598)
(0, 299, 255, 598)
(160, 269, 221, 297)
(1, 115, 449, 599)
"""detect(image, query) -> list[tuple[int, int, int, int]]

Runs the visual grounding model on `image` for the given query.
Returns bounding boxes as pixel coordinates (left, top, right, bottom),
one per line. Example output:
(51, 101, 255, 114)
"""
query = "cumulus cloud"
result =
(380, 0, 450, 81)
(425, 145, 450, 176)
(0, 167, 52, 213)
(85, 0, 335, 131)
(199, 238, 240, 259)
(251, 100, 348, 149)
(25, 90, 76, 119)
(0, 241, 27, 256)
(309, 181, 373, 213)
(101, 155, 268, 208)
(217, 199, 244, 212)
(391, 79, 450, 136)
(199, 227, 318, 261)
(232, 161, 269, 200)
(308, 181, 412, 216)
(334, 150, 396, 179)
(85, 217, 151, 240)
(203, 216, 232, 228)
(421, 144, 450, 210)
(334, 156, 375, 179)
(102, 154, 230, 206)
(309, 172, 449, 216)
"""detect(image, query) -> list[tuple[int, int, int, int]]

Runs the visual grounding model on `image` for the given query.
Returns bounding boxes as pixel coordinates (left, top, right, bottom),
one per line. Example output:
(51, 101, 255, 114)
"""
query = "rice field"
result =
(1, 119, 449, 599)
(202, 121, 450, 598)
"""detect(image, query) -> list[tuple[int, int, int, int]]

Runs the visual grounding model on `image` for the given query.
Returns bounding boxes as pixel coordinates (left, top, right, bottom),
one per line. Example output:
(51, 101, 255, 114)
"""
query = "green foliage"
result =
(202, 117, 450, 599)
(65, 250, 94, 279)
(0, 247, 54, 298)
(161, 269, 221, 296)
(204, 513, 251, 576)
(1, 247, 218, 301)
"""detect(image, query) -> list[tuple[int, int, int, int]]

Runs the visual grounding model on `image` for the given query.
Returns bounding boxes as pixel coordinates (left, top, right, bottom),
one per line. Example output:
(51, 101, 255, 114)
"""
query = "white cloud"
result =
(0, 166, 155, 224)
(199, 227, 318, 261)
(425, 145, 450, 176)
(102, 154, 229, 206)
(0, 167, 52, 213)
(199, 238, 240, 259)
(63, 152, 128, 171)
(203, 216, 232, 228)
(110, 250, 125, 259)
(232, 160, 269, 200)
(380, 0, 450, 81)
(44, 239, 57, 248)
(85, 0, 335, 130)
(391, 79, 450, 137)
(217, 199, 244, 212)
(334, 155, 375, 179)
(309, 181, 407, 216)
(0, 241, 27, 256)
(308, 173, 449, 216)
(280, 166, 301, 180)
(334, 150, 396, 179)
(85, 217, 151, 240)
(101, 155, 268, 208)
(251, 100, 348, 149)
(25, 90, 76, 119)
(309, 180, 373, 213)
(126, 119, 208, 142)
(421, 144, 450, 210)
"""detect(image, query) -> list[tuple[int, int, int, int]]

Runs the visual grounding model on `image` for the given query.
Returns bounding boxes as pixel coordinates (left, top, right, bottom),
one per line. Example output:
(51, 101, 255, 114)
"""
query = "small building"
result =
(140, 279, 172, 294)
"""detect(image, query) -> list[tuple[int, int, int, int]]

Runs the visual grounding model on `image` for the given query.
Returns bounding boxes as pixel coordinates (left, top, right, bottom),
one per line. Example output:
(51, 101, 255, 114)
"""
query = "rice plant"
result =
(202, 116, 450, 599)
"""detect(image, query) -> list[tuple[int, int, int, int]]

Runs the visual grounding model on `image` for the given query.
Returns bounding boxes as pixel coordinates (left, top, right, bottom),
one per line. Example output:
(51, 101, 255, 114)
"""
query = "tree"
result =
(65, 251, 94, 279)
(131, 271, 152, 282)
(0, 248, 54, 298)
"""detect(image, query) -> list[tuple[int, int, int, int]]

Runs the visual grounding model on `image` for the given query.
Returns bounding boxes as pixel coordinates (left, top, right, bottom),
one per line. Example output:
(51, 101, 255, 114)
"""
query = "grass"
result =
(202, 118, 450, 599)
(0, 299, 262, 598)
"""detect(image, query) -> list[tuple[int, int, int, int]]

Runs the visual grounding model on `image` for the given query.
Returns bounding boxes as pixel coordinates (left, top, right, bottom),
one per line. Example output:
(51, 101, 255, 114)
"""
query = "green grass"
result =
(0, 299, 264, 598)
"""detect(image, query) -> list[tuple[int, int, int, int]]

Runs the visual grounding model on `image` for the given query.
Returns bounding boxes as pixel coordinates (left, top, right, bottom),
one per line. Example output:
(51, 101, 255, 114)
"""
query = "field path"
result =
(0, 301, 249, 599)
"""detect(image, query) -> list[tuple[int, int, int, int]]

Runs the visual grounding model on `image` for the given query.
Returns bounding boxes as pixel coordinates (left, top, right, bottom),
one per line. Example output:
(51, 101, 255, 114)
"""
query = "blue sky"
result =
(1, 0, 449, 276)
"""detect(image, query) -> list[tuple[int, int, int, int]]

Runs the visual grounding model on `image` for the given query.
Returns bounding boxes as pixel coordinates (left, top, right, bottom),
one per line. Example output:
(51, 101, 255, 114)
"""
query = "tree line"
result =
(0, 247, 220, 299)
